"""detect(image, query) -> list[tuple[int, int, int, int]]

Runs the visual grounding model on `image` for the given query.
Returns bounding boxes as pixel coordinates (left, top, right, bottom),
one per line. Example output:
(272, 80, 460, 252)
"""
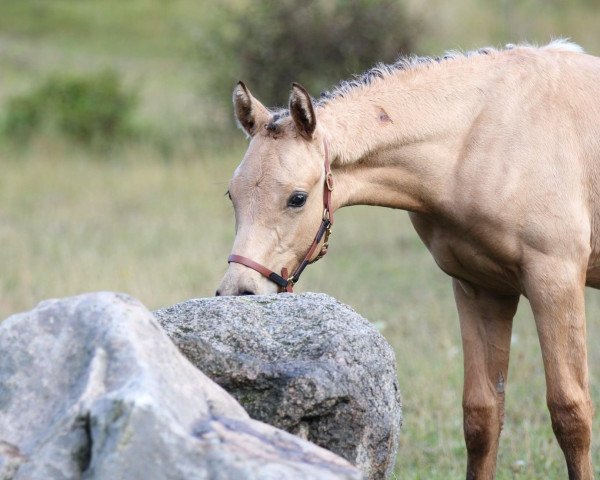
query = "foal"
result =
(217, 40, 599, 479)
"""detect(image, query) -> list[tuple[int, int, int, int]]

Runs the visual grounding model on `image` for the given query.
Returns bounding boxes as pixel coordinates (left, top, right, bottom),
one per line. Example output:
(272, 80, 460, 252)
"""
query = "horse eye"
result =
(287, 192, 307, 208)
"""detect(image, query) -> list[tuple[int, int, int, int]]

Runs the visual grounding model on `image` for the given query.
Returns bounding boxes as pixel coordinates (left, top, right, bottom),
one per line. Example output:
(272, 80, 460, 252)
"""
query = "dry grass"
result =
(0, 142, 237, 314)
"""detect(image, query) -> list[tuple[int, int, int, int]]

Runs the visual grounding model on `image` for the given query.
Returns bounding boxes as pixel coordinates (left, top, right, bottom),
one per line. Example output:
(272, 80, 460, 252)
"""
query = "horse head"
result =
(216, 82, 333, 296)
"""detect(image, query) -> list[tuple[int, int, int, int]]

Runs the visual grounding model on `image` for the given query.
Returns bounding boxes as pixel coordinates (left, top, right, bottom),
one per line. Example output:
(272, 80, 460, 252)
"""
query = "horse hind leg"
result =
(524, 258, 593, 480)
(453, 279, 520, 480)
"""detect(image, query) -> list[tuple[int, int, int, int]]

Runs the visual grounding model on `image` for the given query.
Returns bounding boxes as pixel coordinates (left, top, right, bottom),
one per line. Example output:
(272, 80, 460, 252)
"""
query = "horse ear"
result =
(289, 82, 316, 139)
(233, 81, 270, 137)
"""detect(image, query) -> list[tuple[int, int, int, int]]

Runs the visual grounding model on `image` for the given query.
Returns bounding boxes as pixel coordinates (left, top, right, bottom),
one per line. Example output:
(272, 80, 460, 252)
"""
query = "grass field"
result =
(2, 1, 600, 478)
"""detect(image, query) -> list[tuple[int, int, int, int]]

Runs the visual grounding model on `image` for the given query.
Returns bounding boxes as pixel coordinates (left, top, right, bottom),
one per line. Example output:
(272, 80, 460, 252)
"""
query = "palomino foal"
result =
(217, 41, 599, 479)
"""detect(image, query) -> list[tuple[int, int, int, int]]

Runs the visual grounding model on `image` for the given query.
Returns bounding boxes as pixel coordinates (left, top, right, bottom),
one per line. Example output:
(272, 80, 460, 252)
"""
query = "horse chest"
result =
(408, 213, 520, 294)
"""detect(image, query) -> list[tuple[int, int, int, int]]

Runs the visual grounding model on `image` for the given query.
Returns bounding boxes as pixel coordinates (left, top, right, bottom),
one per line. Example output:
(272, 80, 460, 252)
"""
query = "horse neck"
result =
(318, 58, 491, 214)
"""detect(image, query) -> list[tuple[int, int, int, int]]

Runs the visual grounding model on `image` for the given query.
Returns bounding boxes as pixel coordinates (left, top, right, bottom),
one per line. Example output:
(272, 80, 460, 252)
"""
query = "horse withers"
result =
(217, 41, 600, 479)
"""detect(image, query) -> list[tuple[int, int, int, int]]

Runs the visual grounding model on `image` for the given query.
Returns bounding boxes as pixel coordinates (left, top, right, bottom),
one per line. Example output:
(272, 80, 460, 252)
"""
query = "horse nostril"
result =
(239, 289, 256, 296)
(215, 290, 222, 296)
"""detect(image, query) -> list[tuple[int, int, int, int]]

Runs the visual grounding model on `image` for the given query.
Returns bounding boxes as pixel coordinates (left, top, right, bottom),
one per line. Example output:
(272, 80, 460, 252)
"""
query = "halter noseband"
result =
(227, 141, 334, 293)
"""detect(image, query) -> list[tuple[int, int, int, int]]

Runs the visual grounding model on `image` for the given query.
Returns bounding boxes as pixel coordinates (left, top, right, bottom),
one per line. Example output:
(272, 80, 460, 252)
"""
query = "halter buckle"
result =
(326, 172, 334, 191)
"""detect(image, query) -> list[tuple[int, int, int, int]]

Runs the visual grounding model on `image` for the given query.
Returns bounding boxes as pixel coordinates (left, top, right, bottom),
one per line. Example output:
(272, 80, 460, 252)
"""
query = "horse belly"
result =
(409, 213, 521, 294)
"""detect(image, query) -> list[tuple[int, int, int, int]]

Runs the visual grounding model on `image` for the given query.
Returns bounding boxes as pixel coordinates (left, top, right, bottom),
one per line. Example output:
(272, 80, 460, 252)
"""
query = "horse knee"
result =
(463, 399, 501, 456)
(547, 397, 592, 451)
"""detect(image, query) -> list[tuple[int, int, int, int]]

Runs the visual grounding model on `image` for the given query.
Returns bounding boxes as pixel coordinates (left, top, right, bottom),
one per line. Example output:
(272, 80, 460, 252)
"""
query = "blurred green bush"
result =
(199, 0, 421, 109)
(2, 70, 137, 147)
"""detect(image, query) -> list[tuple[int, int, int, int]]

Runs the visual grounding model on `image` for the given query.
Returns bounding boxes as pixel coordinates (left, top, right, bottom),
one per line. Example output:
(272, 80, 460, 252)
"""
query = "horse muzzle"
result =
(215, 261, 280, 296)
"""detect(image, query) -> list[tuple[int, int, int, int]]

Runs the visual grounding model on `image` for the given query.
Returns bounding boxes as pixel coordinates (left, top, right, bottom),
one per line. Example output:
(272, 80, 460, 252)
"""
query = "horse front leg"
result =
(453, 279, 520, 480)
(524, 259, 593, 480)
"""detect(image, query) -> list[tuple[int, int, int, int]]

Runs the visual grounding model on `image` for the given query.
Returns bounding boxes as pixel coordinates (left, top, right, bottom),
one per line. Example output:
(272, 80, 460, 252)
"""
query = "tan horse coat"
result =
(217, 40, 600, 479)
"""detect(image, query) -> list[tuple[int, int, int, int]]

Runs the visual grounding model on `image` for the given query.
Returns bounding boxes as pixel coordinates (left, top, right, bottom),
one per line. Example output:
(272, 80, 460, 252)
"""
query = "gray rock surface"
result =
(0, 292, 361, 480)
(154, 293, 402, 480)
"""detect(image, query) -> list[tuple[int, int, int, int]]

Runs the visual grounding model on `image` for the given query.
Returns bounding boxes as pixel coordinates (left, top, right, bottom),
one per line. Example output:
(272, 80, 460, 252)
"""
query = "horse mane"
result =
(265, 39, 583, 134)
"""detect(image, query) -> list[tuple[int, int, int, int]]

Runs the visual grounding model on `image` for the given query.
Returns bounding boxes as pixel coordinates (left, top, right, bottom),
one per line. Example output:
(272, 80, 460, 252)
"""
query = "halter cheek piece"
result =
(227, 142, 334, 293)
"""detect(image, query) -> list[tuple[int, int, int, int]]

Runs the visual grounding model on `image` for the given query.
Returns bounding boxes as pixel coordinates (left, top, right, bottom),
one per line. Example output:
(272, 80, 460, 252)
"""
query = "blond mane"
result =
(265, 39, 583, 132)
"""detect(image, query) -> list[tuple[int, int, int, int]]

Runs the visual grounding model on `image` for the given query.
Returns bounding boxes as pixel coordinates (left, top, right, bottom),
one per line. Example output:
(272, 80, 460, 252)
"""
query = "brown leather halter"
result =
(228, 142, 334, 293)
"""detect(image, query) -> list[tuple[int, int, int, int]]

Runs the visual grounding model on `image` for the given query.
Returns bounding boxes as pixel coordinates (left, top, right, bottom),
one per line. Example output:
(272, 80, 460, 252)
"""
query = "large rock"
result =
(154, 293, 402, 480)
(0, 292, 361, 480)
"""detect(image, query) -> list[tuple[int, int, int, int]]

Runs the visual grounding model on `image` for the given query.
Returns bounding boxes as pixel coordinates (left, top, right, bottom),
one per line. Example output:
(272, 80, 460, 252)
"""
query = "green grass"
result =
(1, 145, 600, 478)
(2, 1, 600, 477)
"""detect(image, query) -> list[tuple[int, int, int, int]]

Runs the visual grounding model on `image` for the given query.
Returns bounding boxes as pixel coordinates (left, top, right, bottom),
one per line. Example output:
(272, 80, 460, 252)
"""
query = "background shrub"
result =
(3, 93, 43, 142)
(3, 70, 137, 147)
(199, 0, 421, 109)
